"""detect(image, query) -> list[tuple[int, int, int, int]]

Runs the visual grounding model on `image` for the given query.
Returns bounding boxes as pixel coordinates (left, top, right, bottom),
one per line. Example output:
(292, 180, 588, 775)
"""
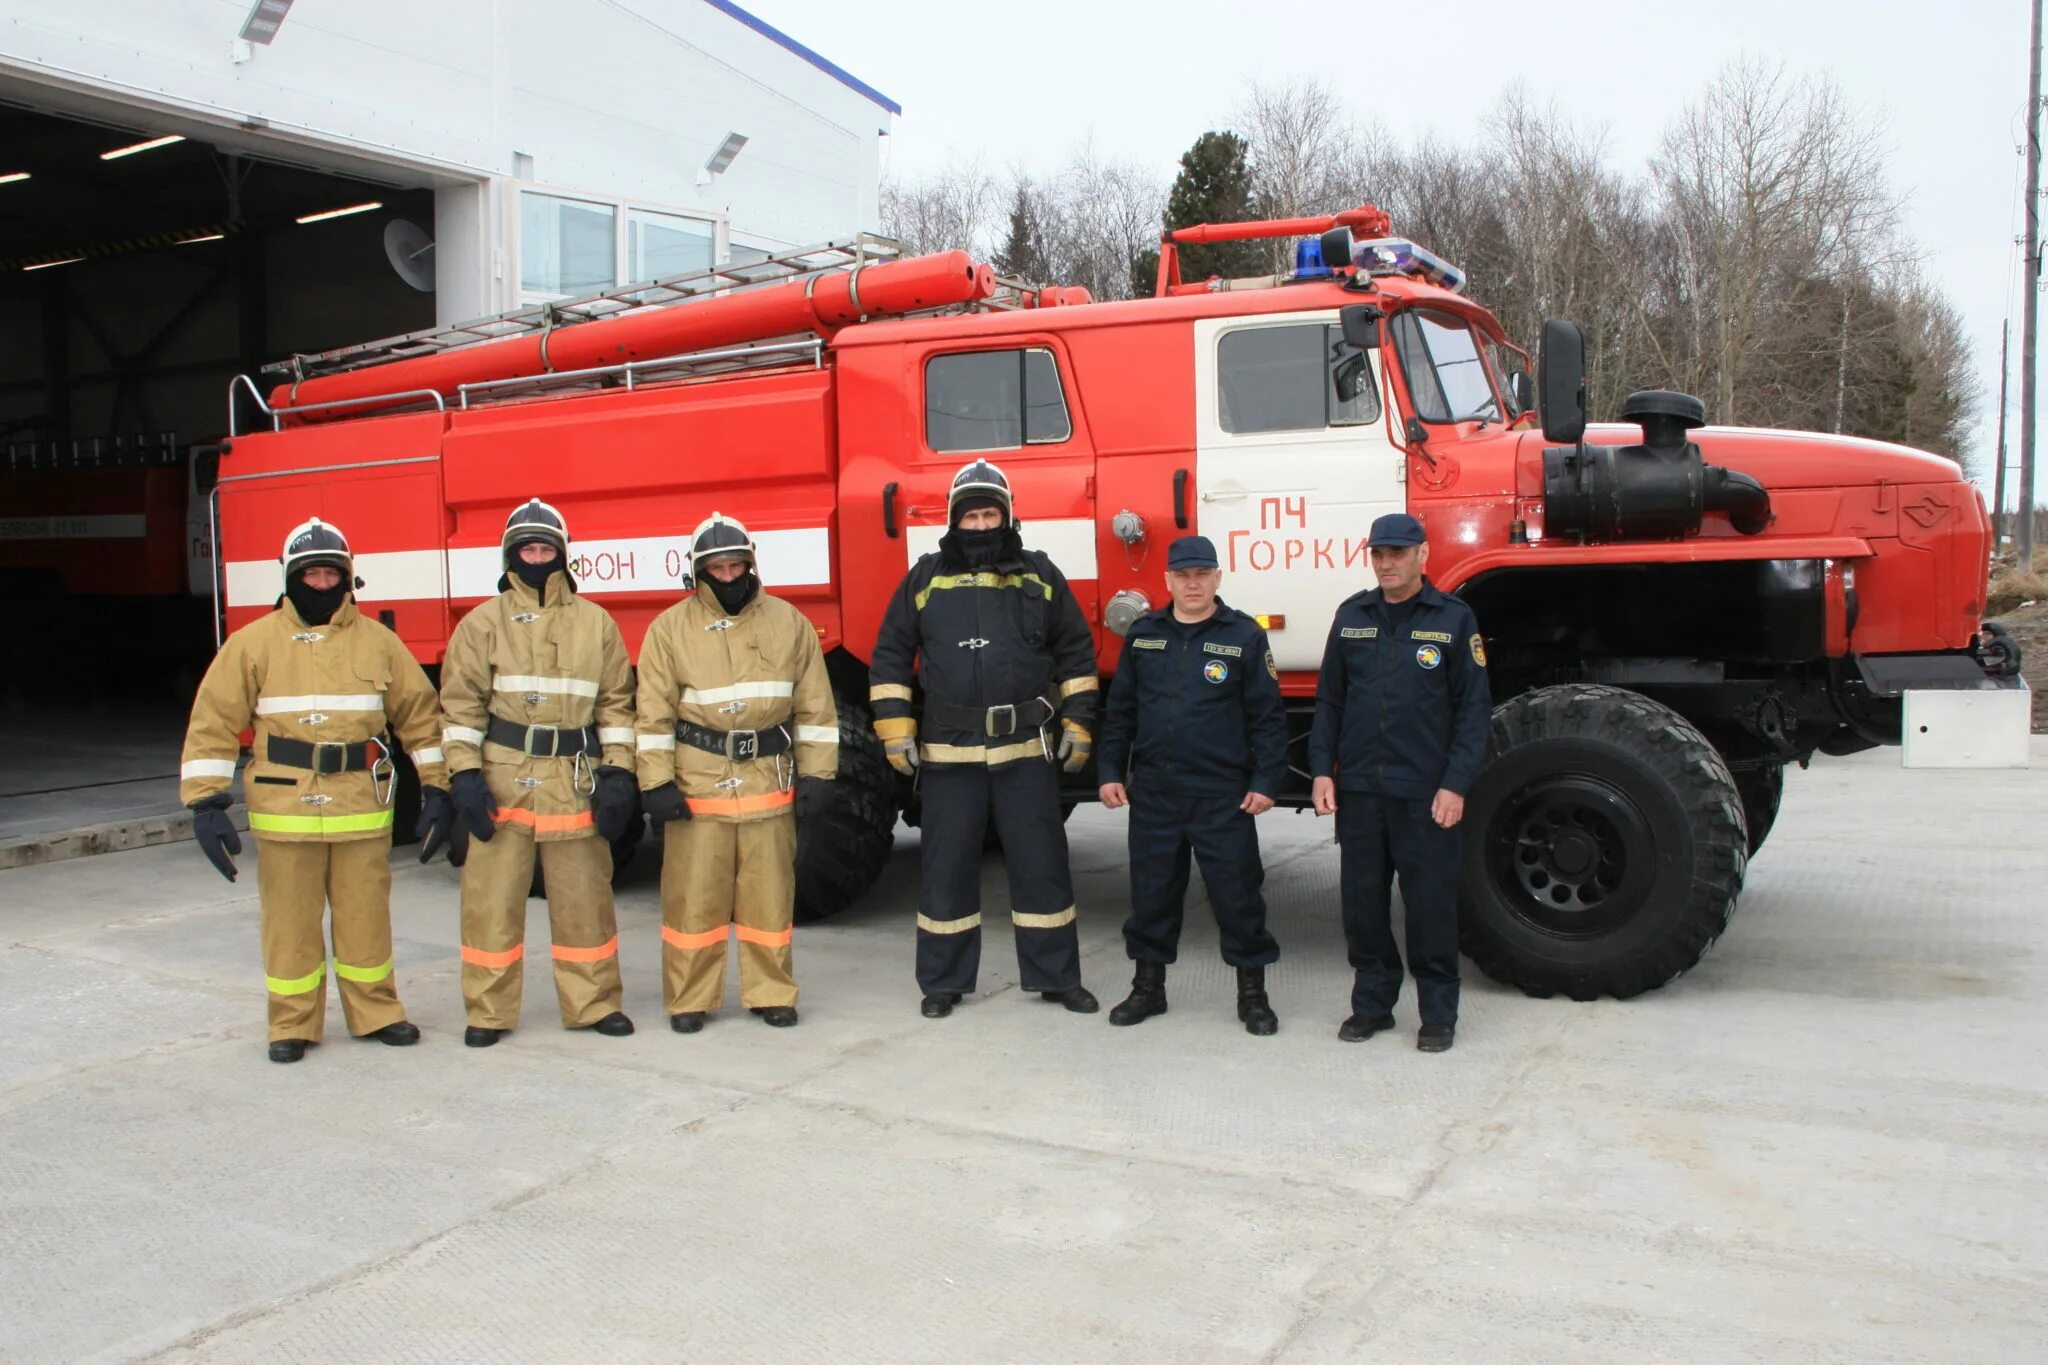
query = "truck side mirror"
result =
(1508, 370, 1533, 417)
(1338, 302, 1382, 349)
(1538, 318, 1588, 444)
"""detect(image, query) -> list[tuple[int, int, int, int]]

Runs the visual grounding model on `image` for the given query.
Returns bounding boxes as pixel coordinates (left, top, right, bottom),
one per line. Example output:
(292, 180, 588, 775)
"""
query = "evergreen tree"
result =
(993, 182, 1051, 282)
(1161, 131, 1265, 282)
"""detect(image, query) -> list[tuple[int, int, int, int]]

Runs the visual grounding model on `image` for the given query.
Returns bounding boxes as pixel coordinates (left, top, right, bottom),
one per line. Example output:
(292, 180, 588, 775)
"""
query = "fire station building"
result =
(0, 0, 895, 842)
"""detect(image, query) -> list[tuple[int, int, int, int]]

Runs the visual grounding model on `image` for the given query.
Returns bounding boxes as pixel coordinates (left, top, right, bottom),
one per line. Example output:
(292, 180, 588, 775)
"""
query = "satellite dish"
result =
(383, 219, 436, 293)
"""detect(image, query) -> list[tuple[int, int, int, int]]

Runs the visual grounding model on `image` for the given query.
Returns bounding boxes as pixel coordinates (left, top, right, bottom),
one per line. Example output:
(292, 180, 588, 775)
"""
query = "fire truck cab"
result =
(211, 211, 2027, 1001)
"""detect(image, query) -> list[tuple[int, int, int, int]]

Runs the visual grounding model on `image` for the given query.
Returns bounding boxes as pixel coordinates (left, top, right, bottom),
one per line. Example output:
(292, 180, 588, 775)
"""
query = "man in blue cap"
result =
(1096, 534, 1289, 1034)
(1309, 512, 1491, 1051)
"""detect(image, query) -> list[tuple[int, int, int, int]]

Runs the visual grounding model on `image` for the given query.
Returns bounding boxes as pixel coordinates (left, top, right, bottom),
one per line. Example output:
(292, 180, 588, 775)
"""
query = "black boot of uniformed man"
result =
(1109, 960, 1168, 1026)
(1236, 966, 1278, 1036)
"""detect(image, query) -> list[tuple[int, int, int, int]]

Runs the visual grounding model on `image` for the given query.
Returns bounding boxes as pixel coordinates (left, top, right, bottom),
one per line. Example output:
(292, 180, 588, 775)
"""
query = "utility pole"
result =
(2021, 0, 2043, 566)
(1995, 321, 2011, 552)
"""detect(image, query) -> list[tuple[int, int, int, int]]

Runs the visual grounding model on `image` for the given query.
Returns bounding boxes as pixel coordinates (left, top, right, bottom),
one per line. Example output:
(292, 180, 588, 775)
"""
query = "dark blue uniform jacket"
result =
(1308, 581, 1492, 799)
(1098, 599, 1288, 799)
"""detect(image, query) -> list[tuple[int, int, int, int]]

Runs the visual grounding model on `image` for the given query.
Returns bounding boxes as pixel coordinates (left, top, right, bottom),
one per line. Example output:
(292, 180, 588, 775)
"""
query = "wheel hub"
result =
(1487, 773, 1656, 937)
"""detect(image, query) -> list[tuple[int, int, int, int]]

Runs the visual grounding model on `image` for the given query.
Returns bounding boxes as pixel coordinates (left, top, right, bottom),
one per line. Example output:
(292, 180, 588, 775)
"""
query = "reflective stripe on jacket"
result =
(440, 570, 635, 841)
(179, 598, 448, 841)
(867, 546, 1099, 768)
(634, 588, 837, 821)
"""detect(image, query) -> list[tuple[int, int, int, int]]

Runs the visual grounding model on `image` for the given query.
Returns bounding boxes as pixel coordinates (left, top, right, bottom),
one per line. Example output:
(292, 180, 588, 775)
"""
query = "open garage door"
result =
(0, 102, 440, 702)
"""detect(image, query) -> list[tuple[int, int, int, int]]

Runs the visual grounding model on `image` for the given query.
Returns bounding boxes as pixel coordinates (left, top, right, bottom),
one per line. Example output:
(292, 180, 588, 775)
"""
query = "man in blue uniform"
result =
(868, 459, 1101, 1019)
(1097, 535, 1289, 1035)
(1310, 513, 1491, 1052)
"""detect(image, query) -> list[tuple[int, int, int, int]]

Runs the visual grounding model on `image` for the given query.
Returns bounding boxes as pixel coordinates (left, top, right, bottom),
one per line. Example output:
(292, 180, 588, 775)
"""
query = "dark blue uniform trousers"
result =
(1124, 790, 1278, 967)
(1337, 793, 1461, 1025)
(916, 759, 1082, 996)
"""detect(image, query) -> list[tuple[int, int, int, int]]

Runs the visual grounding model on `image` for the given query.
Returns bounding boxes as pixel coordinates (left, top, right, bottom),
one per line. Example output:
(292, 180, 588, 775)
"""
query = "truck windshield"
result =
(1391, 309, 1500, 424)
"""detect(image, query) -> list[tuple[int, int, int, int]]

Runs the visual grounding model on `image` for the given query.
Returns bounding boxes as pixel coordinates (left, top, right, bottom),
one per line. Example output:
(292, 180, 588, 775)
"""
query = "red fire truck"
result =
(208, 209, 2025, 1000)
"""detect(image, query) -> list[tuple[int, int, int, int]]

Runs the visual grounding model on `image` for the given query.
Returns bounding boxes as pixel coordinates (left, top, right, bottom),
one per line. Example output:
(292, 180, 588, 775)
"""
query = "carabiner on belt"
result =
(369, 736, 397, 807)
(571, 749, 598, 798)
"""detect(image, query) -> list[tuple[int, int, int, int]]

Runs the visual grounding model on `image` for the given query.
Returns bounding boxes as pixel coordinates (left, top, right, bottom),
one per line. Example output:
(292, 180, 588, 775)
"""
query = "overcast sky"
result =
(752, 0, 2037, 501)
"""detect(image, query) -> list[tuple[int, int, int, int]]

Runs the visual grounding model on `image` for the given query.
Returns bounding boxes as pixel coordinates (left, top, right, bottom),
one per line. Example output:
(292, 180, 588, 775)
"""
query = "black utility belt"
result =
(486, 716, 599, 758)
(924, 695, 1054, 738)
(265, 735, 390, 774)
(677, 721, 792, 761)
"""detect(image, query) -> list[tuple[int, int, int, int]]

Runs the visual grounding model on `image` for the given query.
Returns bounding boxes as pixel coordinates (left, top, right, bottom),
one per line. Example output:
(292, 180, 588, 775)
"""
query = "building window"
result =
(520, 192, 616, 298)
(1216, 323, 1378, 434)
(629, 209, 714, 280)
(925, 348, 1071, 453)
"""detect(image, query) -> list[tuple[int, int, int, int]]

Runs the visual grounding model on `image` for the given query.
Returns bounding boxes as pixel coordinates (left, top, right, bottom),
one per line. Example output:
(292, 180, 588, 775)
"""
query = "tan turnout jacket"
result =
(440, 570, 635, 841)
(180, 598, 447, 841)
(635, 588, 837, 820)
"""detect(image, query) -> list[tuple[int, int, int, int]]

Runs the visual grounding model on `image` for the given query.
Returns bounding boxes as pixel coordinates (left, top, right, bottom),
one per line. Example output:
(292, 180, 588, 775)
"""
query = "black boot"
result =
(592, 1011, 635, 1036)
(1236, 966, 1278, 1036)
(464, 1026, 505, 1048)
(670, 1012, 707, 1034)
(1041, 985, 1099, 1014)
(361, 1021, 420, 1046)
(1417, 1022, 1456, 1053)
(268, 1039, 309, 1064)
(1338, 1013, 1395, 1042)
(1108, 961, 1168, 1026)
(920, 992, 962, 1018)
(752, 1005, 799, 1028)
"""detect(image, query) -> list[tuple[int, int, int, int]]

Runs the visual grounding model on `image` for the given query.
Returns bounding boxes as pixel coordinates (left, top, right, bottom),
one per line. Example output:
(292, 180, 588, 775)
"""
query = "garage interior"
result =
(0, 98, 440, 850)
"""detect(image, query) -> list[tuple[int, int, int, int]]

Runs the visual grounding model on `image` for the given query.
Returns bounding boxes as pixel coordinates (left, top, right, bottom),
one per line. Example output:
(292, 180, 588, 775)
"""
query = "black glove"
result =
(593, 765, 637, 842)
(415, 786, 454, 864)
(641, 781, 689, 825)
(451, 768, 498, 842)
(793, 775, 832, 820)
(189, 793, 242, 883)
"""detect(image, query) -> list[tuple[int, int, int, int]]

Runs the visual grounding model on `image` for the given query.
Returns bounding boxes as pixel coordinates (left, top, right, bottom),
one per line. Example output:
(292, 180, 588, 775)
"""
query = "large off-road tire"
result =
(1732, 763, 1785, 857)
(1459, 685, 1748, 1001)
(793, 698, 898, 922)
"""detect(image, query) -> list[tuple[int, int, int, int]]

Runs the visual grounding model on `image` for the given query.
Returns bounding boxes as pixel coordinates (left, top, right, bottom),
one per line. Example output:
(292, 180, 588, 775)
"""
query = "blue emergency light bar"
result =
(1339, 236, 1467, 293)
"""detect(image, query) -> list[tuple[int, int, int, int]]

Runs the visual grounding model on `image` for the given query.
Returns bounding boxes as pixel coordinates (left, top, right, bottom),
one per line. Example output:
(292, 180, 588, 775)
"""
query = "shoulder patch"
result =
(1202, 642, 1243, 657)
(1265, 650, 1278, 679)
(1410, 630, 1453, 643)
(1131, 637, 1168, 650)
(1470, 633, 1488, 667)
(1340, 627, 1378, 639)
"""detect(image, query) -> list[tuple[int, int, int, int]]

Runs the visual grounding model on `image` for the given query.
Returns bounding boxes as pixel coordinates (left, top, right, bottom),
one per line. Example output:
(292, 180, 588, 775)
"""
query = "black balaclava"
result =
(510, 540, 560, 594)
(941, 495, 1018, 569)
(286, 570, 348, 626)
(706, 566, 760, 615)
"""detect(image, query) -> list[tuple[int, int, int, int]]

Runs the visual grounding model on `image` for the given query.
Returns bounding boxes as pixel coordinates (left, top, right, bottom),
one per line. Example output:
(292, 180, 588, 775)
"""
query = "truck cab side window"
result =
(1217, 323, 1379, 434)
(925, 348, 1071, 453)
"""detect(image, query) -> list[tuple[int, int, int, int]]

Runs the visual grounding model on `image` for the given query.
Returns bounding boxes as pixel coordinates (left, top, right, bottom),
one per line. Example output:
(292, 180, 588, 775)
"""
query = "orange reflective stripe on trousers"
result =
(682, 788, 795, 818)
(461, 943, 526, 969)
(492, 808, 597, 833)
(551, 935, 619, 963)
(662, 924, 728, 951)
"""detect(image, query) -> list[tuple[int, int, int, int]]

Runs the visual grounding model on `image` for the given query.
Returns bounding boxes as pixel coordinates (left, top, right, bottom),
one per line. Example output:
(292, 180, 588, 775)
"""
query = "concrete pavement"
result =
(2, 741, 2044, 1362)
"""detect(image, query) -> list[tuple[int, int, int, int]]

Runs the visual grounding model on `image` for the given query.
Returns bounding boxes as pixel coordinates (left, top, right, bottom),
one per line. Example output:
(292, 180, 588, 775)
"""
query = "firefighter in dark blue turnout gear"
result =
(868, 459, 1102, 1020)
(1310, 513, 1491, 1052)
(1097, 535, 1290, 1035)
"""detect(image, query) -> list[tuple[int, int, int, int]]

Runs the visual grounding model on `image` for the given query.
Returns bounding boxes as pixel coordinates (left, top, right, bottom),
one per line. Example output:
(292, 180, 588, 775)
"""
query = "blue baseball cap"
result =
(1166, 535, 1220, 570)
(1367, 513, 1427, 547)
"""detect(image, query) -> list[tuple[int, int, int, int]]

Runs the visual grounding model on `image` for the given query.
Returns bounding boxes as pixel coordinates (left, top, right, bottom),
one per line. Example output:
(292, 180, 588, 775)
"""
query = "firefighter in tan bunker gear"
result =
(180, 518, 450, 1064)
(635, 513, 837, 1032)
(441, 499, 639, 1047)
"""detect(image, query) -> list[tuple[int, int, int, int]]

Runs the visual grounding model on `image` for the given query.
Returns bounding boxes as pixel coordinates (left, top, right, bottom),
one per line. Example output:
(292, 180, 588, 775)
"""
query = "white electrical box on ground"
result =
(1901, 682, 2034, 768)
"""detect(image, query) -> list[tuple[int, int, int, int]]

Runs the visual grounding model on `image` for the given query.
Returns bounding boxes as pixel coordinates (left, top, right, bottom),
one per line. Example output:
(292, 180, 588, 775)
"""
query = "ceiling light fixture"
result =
(0, 171, 28, 185)
(295, 201, 383, 224)
(101, 134, 186, 161)
(23, 257, 84, 272)
(238, 0, 296, 45)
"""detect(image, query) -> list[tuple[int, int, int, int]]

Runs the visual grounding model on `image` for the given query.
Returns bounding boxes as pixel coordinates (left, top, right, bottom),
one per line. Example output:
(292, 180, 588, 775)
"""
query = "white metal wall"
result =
(0, 0, 895, 319)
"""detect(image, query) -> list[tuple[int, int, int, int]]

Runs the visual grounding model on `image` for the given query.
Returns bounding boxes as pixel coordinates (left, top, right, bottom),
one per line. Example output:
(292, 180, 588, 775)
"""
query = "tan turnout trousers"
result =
(458, 824, 622, 1029)
(661, 812, 798, 1012)
(257, 835, 406, 1042)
